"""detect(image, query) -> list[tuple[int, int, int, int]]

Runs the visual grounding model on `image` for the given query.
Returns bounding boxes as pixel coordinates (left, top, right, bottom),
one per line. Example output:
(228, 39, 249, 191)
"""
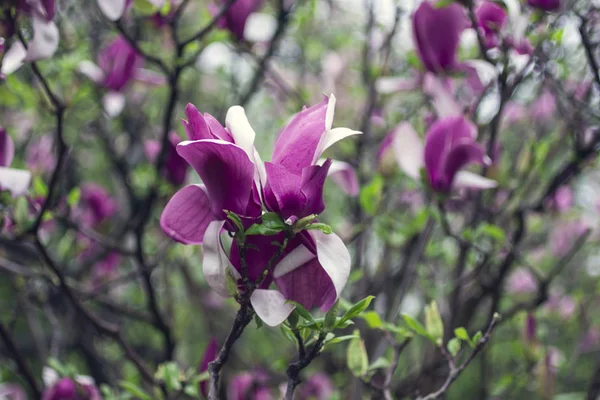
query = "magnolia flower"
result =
(527, 0, 560, 11)
(227, 371, 272, 400)
(144, 132, 188, 186)
(161, 96, 359, 326)
(0, 127, 31, 197)
(545, 185, 573, 213)
(78, 36, 164, 117)
(549, 220, 589, 258)
(530, 89, 556, 123)
(0, 1, 59, 76)
(391, 116, 497, 193)
(25, 134, 56, 174)
(507, 268, 537, 294)
(199, 338, 218, 397)
(412, 1, 468, 74)
(296, 373, 334, 400)
(95, 0, 133, 21)
(77, 184, 118, 228)
(524, 313, 537, 343)
(212, 0, 264, 41)
(476, 0, 508, 49)
(0, 383, 26, 400)
(42, 367, 102, 400)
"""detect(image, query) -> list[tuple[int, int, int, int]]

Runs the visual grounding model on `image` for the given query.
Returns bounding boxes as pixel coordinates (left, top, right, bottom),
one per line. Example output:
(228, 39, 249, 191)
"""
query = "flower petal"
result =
(23, 17, 59, 62)
(77, 61, 105, 83)
(311, 127, 362, 165)
(273, 244, 315, 278)
(453, 171, 497, 189)
(176, 139, 258, 219)
(1, 42, 27, 75)
(391, 122, 424, 180)
(199, 339, 218, 397)
(0, 128, 14, 167)
(225, 106, 256, 160)
(250, 289, 295, 327)
(423, 73, 462, 117)
(160, 184, 215, 244)
(96, 0, 127, 21)
(102, 92, 126, 118)
(0, 167, 31, 197)
(325, 94, 336, 131)
(202, 220, 236, 297)
(314, 231, 350, 299)
(326, 160, 359, 196)
(375, 76, 420, 94)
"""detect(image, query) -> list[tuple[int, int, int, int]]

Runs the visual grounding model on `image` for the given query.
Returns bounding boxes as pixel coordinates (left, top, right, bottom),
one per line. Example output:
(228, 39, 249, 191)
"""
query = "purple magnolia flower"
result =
(227, 371, 272, 400)
(18, 0, 56, 21)
(524, 313, 537, 343)
(77, 184, 118, 228)
(392, 117, 496, 193)
(527, 0, 560, 11)
(296, 373, 333, 400)
(98, 36, 143, 92)
(42, 368, 102, 400)
(0, 127, 31, 197)
(145, 131, 188, 186)
(545, 185, 573, 213)
(412, 1, 468, 74)
(549, 220, 589, 258)
(212, 0, 264, 41)
(547, 293, 577, 319)
(0, 383, 26, 400)
(26, 134, 56, 174)
(161, 95, 359, 326)
(506, 268, 537, 294)
(530, 89, 556, 122)
(95, 0, 132, 21)
(199, 338, 218, 397)
(476, 1, 507, 49)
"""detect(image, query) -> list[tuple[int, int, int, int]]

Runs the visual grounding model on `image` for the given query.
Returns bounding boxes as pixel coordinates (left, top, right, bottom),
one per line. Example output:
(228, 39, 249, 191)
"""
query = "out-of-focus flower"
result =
(144, 131, 188, 186)
(227, 371, 272, 400)
(296, 373, 333, 400)
(0, 383, 26, 400)
(580, 327, 600, 352)
(25, 135, 56, 174)
(95, 0, 131, 21)
(546, 293, 577, 319)
(506, 268, 537, 294)
(530, 89, 556, 122)
(412, 1, 468, 74)
(476, 1, 508, 49)
(545, 186, 573, 213)
(527, 0, 560, 11)
(42, 367, 102, 400)
(0, 127, 31, 197)
(392, 116, 496, 193)
(212, 0, 264, 41)
(524, 313, 537, 343)
(199, 338, 218, 397)
(77, 184, 118, 229)
(549, 220, 589, 258)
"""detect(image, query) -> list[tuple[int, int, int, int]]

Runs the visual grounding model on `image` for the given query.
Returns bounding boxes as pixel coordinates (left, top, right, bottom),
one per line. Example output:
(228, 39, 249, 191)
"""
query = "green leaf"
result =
(434, 0, 455, 8)
(338, 296, 375, 327)
(346, 331, 369, 377)
(367, 357, 391, 371)
(402, 314, 430, 339)
(246, 212, 286, 236)
(280, 324, 296, 343)
(324, 299, 340, 330)
(133, 0, 158, 15)
(454, 327, 472, 347)
(47, 358, 69, 377)
(425, 301, 444, 346)
(478, 223, 506, 243)
(163, 362, 182, 393)
(359, 175, 384, 216)
(224, 210, 244, 233)
(119, 381, 152, 400)
(361, 311, 383, 329)
(67, 187, 81, 207)
(254, 313, 264, 330)
(289, 302, 317, 326)
(472, 331, 483, 346)
(245, 224, 283, 236)
(326, 334, 359, 345)
(305, 222, 333, 234)
(32, 177, 48, 197)
(447, 338, 461, 357)
(183, 384, 198, 397)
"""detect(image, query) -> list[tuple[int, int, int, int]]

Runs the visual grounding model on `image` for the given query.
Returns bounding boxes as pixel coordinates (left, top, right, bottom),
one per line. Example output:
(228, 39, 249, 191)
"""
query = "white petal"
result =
(325, 94, 336, 131)
(312, 127, 362, 165)
(75, 375, 95, 386)
(24, 17, 59, 62)
(42, 367, 59, 387)
(103, 92, 126, 118)
(1, 42, 26, 75)
(243, 13, 277, 42)
(77, 61, 104, 83)
(273, 244, 314, 278)
(314, 231, 350, 298)
(253, 148, 267, 200)
(423, 73, 462, 118)
(250, 289, 295, 327)
(202, 220, 235, 297)
(0, 167, 31, 197)
(96, 0, 127, 21)
(453, 171, 498, 190)
(463, 60, 499, 88)
(391, 122, 424, 180)
(375, 76, 417, 94)
(225, 106, 256, 161)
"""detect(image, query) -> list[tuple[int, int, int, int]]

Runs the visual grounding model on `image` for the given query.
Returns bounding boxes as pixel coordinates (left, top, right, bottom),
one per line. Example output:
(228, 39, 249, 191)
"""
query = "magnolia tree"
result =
(1, 0, 600, 398)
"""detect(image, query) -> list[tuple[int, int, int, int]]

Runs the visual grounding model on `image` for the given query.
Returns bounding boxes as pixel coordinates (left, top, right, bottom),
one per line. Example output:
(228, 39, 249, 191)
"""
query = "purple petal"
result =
(160, 184, 215, 244)
(98, 36, 143, 92)
(299, 160, 331, 216)
(183, 104, 233, 142)
(0, 127, 14, 167)
(272, 97, 329, 174)
(199, 338, 218, 397)
(442, 139, 488, 188)
(176, 139, 259, 219)
(327, 160, 359, 197)
(212, 0, 265, 41)
(263, 162, 305, 220)
(250, 289, 295, 327)
(229, 233, 284, 283)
